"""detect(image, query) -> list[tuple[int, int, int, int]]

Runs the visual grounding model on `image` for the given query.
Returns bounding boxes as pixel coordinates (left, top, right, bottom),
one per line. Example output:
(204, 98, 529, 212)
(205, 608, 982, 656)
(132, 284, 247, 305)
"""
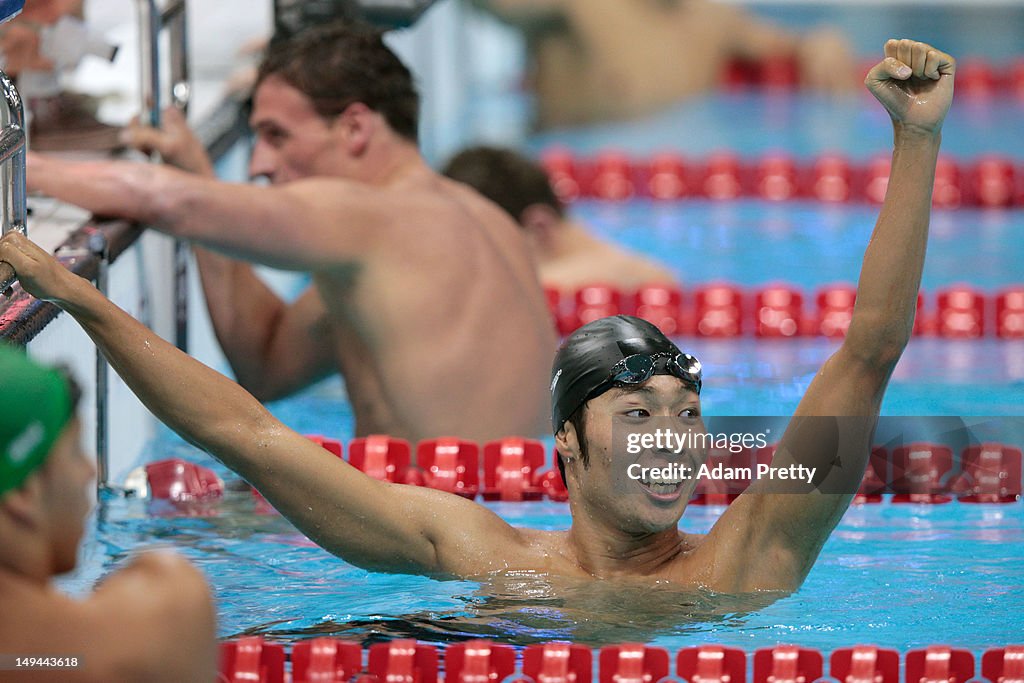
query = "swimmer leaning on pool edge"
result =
(0, 37, 955, 590)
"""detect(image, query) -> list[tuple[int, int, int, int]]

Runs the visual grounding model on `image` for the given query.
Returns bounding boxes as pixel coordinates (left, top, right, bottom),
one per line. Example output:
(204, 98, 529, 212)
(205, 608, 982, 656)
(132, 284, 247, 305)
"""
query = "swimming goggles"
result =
(589, 352, 702, 400)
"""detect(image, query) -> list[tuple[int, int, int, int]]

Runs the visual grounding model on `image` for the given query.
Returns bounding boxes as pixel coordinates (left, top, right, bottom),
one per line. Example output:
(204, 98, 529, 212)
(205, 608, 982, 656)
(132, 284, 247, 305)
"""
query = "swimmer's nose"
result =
(248, 140, 277, 183)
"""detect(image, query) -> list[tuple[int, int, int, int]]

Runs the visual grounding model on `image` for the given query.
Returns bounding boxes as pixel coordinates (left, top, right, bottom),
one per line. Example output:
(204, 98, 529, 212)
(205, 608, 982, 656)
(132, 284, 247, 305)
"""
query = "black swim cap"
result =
(550, 315, 688, 433)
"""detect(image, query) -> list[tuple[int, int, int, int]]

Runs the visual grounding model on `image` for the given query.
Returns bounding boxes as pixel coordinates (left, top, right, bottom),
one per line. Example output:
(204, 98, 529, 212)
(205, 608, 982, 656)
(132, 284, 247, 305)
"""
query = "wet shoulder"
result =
(513, 528, 591, 576)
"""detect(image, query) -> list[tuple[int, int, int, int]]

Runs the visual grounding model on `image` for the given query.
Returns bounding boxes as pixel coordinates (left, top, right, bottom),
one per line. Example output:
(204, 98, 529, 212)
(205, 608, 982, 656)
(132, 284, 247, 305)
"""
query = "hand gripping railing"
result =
(0, 69, 26, 292)
(135, 0, 190, 350)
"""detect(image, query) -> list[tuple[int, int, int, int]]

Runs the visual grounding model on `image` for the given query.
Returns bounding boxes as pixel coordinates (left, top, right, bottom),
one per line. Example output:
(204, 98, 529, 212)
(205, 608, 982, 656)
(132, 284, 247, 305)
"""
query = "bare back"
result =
(309, 170, 556, 442)
(527, 0, 741, 126)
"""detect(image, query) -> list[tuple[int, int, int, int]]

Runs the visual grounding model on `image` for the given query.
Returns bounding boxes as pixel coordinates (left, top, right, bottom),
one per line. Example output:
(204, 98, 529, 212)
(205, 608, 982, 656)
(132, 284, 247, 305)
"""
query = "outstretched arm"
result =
(27, 153, 393, 271)
(0, 233, 526, 577)
(707, 39, 955, 592)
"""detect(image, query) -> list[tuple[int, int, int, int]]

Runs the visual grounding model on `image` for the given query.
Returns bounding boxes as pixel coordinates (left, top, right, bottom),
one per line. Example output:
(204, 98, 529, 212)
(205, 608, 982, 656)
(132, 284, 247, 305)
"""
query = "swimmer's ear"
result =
(0, 475, 45, 528)
(333, 101, 376, 156)
(519, 203, 561, 235)
(555, 421, 581, 461)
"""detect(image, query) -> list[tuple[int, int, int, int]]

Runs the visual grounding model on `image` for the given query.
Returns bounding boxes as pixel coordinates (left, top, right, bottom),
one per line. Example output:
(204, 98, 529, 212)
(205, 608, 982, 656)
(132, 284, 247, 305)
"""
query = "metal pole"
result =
(134, 0, 190, 352)
(166, 1, 190, 353)
(136, 0, 161, 128)
(88, 230, 111, 491)
(0, 69, 26, 290)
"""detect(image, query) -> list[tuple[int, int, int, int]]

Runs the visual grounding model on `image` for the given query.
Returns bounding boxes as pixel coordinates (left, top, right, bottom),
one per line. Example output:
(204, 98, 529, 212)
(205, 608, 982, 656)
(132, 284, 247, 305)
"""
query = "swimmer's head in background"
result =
(0, 345, 75, 497)
(441, 146, 565, 224)
(550, 315, 702, 435)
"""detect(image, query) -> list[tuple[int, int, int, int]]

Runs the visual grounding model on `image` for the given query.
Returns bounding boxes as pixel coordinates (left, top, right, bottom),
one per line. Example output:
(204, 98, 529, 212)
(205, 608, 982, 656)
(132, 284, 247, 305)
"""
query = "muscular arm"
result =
(0, 233, 525, 577)
(706, 40, 955, 592)
(195, 257, 336, 400)
(27, 154, 391, 271)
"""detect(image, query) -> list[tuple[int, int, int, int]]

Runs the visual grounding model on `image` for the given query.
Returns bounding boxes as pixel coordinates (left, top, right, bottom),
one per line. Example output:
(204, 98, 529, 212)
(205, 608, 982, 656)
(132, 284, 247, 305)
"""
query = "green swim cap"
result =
(0, 344, 73, 497)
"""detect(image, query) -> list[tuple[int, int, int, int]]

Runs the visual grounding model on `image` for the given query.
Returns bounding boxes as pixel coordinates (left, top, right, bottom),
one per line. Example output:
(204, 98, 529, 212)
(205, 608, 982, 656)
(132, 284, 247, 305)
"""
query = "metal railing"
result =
(135, 0, 190, 351)
(0, 70, 26, 292)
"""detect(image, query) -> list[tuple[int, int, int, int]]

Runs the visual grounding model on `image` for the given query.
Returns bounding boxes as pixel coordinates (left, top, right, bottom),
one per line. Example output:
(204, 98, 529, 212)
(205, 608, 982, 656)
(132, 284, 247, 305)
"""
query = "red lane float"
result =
(292, 638, 362, 683)
(368, 640, 438, 683)
(982, 646, 1024, 683)
(599, 644, 670, 683)
(754, 284, 807, 338)
(481, 438, 545, 501)
(219, 636, 286, 683)
(890, 443, 955, 505)
(996, 287, 1024, 339)
(446, 641, 516, 683)
(694, 283, 745, 337)
(540, 149, 1024, 208)
(144, 458, 224, 503)
(955, 443, 1023, 503)
(904, 646, 975, 683)
(754, 645, 823, 683)
(815, 284, 856, 338)
(418, 438, 480, 498)
(592, 151, 636, 201)
(548, 283, 1023, 338)
(936, 285, 986, 339)
(216, 638, 1024, 683)
(348, 435, 416, 484)
(830, 646, 900, 683)
(524, 642, 593, 683)
(634, 285, 685, 337)
(646, 152, 690, 200)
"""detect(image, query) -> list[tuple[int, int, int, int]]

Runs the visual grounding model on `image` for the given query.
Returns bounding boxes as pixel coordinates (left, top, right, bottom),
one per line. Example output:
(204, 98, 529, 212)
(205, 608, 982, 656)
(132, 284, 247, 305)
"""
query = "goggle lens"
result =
(602, 352, 702, 395)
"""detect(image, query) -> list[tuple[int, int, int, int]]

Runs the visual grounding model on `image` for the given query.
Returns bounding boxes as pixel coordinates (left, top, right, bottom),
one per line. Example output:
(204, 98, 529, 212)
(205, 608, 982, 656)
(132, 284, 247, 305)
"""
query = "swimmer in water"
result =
(442, 145, 679, 291)
(25, 20, 556, 444)
(1, 38, 954, 590)
(0, 346, 215, 682)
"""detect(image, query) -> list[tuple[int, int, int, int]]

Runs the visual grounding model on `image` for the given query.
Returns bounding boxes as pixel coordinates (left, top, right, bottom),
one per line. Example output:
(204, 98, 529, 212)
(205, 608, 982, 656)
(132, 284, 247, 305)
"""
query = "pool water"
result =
(527, 93, 1024, 161)
(63, 89, 1024, 653)
(72, 480, 1023, 651)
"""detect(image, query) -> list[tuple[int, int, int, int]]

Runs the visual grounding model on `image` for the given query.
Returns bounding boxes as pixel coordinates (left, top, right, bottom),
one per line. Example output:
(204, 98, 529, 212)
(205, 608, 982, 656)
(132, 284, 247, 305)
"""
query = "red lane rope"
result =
(144, 434, 1023, 506)
(547, 283, 1024, 339)
(723, 54, 1024, 99)
(542, 149, 1024, 208)
(218, 637, 1024, 683)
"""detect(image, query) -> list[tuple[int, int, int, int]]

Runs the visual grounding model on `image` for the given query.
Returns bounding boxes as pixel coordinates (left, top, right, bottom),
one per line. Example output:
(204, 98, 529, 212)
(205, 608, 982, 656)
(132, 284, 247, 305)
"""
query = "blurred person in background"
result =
(443, 145, 679, 291)
(0, 0, 121, 151)
(469, 0, 855, 128)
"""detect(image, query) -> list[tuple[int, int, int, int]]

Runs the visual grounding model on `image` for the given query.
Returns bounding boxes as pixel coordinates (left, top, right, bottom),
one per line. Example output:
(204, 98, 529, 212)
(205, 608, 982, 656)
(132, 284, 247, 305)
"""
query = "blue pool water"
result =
(72, 477, 1024, 651)
(62, 90, 1024, 654)
(527, 93, 1024, 161)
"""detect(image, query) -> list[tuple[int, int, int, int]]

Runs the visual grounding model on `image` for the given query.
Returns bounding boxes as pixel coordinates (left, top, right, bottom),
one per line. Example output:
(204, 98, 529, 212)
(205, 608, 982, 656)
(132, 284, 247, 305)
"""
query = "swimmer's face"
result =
(249, 76, 350, 184)
(559, 375, 705, 534)
(39, 418, 95, 574)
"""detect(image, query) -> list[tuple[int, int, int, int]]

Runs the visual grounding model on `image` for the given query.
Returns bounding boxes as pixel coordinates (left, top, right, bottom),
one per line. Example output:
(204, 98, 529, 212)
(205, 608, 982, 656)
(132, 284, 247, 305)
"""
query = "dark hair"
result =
(442, 146, 565, 224)
(257, 20, 420, 143)
(556, 403, 590, 487)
